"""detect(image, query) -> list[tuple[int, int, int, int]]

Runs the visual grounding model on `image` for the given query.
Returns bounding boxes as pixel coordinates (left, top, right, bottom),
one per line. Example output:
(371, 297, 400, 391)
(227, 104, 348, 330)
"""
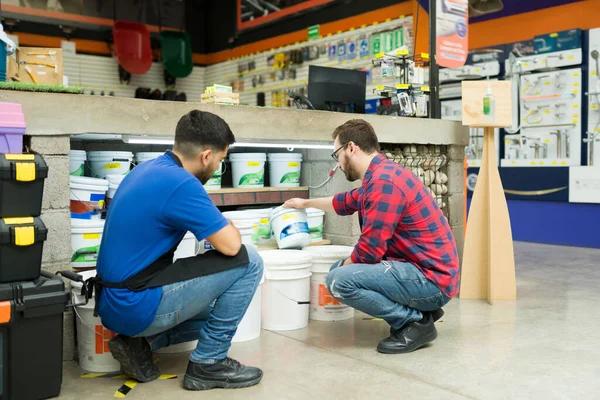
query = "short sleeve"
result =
(160, 178, 228, 241)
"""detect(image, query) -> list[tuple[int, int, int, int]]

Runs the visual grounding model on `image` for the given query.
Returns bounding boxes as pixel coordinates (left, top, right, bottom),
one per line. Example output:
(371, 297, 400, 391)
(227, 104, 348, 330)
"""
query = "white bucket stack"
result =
(268, 153, 302, 187)
(88, 151, 134, 179)
(71, 270, 121, 372)
(270, 206, 312, 249)
(173, 232, 197, 261)
(302, 246, 355, 321)
(260, 250, 313, 331)
(71, 219, 105, 269)
(230, 153, 266, 188)
(69, 150, 87, 176)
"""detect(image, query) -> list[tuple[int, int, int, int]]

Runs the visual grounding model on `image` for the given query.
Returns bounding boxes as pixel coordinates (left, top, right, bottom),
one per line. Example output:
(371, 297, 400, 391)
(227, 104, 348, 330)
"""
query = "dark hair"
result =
(174, 110, 235, 158)
(332, 119, 380, 153)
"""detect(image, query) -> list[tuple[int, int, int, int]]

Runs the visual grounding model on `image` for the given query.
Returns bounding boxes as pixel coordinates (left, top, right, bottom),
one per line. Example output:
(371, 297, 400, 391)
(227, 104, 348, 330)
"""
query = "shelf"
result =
(207, 186, 309, 207)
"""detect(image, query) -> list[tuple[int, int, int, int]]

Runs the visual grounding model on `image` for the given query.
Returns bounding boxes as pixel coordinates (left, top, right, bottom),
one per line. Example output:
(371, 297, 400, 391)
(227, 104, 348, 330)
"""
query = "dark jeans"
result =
(326, 259, 451, 329)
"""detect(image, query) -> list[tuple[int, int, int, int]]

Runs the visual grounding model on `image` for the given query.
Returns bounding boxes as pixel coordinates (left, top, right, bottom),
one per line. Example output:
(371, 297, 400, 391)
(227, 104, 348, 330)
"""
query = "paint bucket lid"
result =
(222, 211, 261, 230)
(135, 152, 165, 161)
(70, 175, 109, 189)
(259, 249, 313, 267)
(70, 269, 97, 290)
(71, 218, 105, 233)
(87, 151, 134, 160)
(229, 153, 267, 161)
(267, 153, 303, 161)
(69, 150, 87, 159)
(302, 245, 354, 263)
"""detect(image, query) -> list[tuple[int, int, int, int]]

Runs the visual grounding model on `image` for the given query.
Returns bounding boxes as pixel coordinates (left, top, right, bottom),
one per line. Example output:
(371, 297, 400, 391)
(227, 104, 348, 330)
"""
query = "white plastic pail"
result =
(69, 176, 108, 220)
(260, 250, 312, 331)
(230, 153, 266, 188)
(71, 270, 121, 373)
(71, 219, 104, 269)
(270, 206, 311, 249)
(268, 153, 302, 187)
(88, 151, 134, 178)
(69, 150, 86, 176)
(302, 245, 355, 321)
(307, 208, 326, 242)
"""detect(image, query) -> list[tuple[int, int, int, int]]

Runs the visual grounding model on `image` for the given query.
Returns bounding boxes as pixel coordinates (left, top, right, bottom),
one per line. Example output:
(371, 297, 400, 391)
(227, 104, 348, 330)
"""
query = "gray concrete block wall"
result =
(28, 135, 76, 361)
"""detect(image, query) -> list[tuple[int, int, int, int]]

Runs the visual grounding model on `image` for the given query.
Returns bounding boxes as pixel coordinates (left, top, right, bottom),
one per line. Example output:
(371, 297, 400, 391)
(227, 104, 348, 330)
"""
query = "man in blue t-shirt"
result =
(96, 110, 264, 391)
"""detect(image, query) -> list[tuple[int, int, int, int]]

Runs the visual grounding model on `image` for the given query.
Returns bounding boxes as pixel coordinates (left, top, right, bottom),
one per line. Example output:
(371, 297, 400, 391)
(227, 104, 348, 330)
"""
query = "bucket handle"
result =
(264, 270, 310, 305)
(55, 270, 90, 308)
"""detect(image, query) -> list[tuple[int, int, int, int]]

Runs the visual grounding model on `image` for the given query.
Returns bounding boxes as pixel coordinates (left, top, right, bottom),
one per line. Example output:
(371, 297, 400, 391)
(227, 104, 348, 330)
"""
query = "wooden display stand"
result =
(460, 81, 517, 304)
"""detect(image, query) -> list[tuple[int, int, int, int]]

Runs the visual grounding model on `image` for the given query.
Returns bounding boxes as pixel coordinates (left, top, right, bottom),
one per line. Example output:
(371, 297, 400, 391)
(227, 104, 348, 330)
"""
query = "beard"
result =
(342, 161, 360, 182)
(196, 166, 215, 185)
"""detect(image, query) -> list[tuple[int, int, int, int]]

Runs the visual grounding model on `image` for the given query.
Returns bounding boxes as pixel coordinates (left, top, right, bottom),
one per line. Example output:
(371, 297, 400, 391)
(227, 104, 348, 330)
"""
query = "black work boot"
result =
(183, 357, 263, 391)
(108, 335, 160, 383)
(429, 308, 445, 322)
(377, 313, 438, 354)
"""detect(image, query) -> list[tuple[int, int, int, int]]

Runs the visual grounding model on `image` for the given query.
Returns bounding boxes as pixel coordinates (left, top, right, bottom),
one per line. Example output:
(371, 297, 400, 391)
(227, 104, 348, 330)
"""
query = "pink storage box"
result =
(0, 102, 26, 153)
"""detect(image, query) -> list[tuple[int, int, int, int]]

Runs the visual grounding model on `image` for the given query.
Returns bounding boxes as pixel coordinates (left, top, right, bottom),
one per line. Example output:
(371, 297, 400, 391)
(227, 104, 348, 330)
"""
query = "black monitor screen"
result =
(308, 65, 367, 114)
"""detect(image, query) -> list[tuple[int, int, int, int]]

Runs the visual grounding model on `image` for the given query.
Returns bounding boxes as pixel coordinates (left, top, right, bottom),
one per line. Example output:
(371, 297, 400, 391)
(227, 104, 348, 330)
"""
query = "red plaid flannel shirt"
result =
(332, 154, 460, 298)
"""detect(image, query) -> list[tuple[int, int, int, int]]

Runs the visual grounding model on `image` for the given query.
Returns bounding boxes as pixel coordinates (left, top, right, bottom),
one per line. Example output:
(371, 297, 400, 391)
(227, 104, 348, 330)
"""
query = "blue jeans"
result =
(134, 245, 264, 364)
(325, 259, 451, 330)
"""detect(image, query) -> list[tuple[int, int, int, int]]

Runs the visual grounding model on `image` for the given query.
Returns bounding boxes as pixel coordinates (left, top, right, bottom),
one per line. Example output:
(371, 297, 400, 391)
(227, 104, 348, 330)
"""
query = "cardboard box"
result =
(7, 47, 63, 85)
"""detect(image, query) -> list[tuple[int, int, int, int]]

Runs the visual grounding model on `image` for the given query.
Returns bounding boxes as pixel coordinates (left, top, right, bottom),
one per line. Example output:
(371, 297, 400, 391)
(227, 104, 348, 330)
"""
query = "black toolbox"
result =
(0, 217, 47, 283)
(0, 154, 48, 218)
(0, 271, 69, 400)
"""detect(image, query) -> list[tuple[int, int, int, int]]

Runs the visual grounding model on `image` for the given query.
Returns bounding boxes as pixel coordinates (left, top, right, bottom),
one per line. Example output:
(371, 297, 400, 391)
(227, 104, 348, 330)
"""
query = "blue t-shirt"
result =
(96, 152, 228, 336)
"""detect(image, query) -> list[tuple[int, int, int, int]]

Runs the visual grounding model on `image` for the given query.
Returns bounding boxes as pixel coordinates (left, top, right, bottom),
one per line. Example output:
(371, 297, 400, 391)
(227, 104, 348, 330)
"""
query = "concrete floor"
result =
(58, 242, 600, 400)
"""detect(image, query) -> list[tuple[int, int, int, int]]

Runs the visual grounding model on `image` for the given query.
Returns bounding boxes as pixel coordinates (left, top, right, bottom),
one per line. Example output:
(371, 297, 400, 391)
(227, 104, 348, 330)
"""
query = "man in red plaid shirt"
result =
(284, 119, 460, 354)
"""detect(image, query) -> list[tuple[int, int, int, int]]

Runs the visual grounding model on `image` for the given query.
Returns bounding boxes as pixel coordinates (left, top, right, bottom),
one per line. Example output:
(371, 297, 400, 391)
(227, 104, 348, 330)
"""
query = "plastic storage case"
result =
(0, 103, 26, 154)
(0, 272, 69, 400)
(0, 217, 47, 283)
(0, 154, 48, 218)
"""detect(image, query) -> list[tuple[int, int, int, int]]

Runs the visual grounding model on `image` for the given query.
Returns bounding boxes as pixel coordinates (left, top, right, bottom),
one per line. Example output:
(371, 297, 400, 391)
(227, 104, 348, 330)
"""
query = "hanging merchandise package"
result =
(7, 47, 63, 85)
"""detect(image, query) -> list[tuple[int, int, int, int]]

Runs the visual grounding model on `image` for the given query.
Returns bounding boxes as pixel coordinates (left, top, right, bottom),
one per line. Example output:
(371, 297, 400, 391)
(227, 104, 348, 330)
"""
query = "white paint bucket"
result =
(71, 270, 121, 373)
(252, 208, 274, 245)
(203, 162, 224, 191)
(302, 245, 355, 321)
(230, 153, 266, 188)
(270, 206, 312, 249)
(173, 232, 197, 261)
(268, 153, 302, 187)
(260, 250, 312, 331)
(307, 208, 326, 243)
(71, 219, 104, 269)
(70, 176, 109, 220)
(87, 151, 134, 179)
(106, 175, 125, 208)
(135, 152, 164, 164)
(232, 269, 265, 342)
(69, 150, 86, 176)
(222, 211, 261, 245)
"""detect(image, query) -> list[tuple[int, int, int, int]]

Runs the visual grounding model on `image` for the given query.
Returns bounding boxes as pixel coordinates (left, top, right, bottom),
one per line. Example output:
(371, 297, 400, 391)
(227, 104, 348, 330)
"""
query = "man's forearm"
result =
(306, 197, 335, 213)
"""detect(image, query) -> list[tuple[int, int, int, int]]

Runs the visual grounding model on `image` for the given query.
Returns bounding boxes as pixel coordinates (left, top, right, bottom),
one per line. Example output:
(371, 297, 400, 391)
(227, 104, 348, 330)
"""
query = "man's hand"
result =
(283, 198, 309, 209)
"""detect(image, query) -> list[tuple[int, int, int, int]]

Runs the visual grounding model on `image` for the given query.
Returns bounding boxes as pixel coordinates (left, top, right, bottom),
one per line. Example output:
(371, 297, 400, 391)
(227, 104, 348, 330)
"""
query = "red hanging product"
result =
(113, 20, 152, 75)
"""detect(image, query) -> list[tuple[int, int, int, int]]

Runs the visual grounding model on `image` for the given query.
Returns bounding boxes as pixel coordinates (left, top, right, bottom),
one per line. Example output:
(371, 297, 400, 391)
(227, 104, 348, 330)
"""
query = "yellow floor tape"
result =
(81, 372, 178, 398)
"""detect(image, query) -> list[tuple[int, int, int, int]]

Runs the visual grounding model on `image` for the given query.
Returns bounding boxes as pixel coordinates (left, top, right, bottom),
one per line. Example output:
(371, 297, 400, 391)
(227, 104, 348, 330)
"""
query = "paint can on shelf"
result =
(230, 153, 266, 188)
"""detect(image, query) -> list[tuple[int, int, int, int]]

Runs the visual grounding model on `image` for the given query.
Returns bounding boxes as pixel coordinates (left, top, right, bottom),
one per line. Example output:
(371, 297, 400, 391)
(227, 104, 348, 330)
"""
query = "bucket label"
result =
(238, 170, 264, 186)
(310, 224, 324, 239)
(280, 171, 300, 184)
(104, 163, 121, 170)
(279, 221, 310, 240)
(83, 233, 101, 240)
(205, 176, 222, 187)
(72, 245, 100, 263)
(70, 164, 84, 176)
(282, 213, 297, 221)
(288, 162, 299, 167)
(70, 194, 105, 220)
(252, 220, 272, 244)
(319, 284, 342, 306)
(95, 325, 116, 354)
(247, 162, 261, 167)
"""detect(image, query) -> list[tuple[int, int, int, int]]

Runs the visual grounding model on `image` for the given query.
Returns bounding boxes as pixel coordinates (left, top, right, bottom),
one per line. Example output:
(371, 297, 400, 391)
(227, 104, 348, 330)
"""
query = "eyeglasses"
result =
(331, 142, 349, 162)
